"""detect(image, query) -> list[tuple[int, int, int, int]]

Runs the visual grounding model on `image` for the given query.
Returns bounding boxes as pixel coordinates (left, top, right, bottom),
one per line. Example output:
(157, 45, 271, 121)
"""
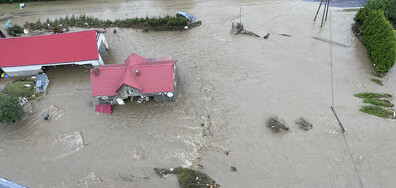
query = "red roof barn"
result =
(0, 30, 109, 76)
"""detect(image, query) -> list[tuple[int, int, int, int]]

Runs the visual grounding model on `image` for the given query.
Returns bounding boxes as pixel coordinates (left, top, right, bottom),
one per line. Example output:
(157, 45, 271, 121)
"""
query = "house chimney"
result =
(136, 69, 140, 76)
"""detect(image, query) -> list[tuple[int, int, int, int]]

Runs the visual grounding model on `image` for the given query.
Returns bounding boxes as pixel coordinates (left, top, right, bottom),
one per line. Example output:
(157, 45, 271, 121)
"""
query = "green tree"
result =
(0, 96, 24, 123)
(360, 10, 396, 73)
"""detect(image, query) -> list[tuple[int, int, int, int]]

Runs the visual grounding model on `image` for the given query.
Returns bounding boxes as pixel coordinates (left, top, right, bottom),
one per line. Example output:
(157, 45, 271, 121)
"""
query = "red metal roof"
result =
(95, 104, 112, 115)
(90, 53, 177, 96)
(0, 30, 98, 67)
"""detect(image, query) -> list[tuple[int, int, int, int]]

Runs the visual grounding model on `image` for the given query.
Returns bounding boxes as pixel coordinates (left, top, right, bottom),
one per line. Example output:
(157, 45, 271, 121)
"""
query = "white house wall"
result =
(3, 59, 99, 77)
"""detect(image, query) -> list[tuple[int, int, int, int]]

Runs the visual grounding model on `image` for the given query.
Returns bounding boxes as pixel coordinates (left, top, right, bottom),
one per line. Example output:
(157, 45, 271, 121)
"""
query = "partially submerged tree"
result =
(0, 96, 24, 123)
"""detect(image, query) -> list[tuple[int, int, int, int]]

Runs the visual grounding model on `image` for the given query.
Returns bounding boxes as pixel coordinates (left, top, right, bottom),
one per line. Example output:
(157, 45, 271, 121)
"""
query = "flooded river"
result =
(1, 0, 395, 187)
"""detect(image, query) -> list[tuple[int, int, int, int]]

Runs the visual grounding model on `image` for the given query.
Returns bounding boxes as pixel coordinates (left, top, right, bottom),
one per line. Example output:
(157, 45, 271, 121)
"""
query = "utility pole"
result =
(314, 0, 330, 27)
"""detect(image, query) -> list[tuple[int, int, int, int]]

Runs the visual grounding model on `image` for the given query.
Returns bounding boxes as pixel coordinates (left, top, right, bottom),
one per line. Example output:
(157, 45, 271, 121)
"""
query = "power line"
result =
(327, 5, 364, 188)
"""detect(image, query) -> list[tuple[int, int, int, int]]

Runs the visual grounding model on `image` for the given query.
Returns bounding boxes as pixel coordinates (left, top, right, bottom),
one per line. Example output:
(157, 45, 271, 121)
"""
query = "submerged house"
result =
(0, 30, 108, 77)
(90, 53, 178, 105)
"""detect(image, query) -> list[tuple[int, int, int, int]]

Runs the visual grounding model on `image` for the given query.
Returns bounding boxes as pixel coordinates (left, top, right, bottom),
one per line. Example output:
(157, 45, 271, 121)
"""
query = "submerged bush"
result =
(363, 98, 394, 107)
(266, 116, 289, 133)
(295, 118, 313, 131)
(370, 78, 383, 85)
(360, 10, 396, 73)
(360, 105, 393, 118)
(20, 14, 188, 31)
(354, 92, 392, 99)
(154, 167, 218, 188)
(0, 0, 54, 3)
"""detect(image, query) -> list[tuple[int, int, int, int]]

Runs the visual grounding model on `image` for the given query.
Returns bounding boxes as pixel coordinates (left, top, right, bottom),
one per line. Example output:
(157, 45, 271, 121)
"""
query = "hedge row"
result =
(23, 14, 188, 29)
(355, 0, 396, 24)
(7, 14, 188, 36)
(360, 10, 396, 73)
(0, 0, 53, 3)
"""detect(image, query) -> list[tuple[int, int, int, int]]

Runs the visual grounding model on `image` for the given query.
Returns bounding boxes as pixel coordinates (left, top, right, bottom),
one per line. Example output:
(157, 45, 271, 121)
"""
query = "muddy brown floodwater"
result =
(1, 0, 396, 187)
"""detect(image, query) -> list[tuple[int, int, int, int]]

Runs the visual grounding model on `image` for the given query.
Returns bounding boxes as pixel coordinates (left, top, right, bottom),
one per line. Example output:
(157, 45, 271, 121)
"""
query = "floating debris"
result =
(295, 118, 313, 131)
(266, 116, 290, 133)
(154, 167, 219, 188)
(239, 29, 260, 37)
(279, 34, 292, 37)
(263, 33, 270, 39)
(312, 37, 351, 48)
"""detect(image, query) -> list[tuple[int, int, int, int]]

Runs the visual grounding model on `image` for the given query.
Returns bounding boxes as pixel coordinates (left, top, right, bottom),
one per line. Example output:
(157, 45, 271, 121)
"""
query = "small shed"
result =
(35, 73, 50, 93)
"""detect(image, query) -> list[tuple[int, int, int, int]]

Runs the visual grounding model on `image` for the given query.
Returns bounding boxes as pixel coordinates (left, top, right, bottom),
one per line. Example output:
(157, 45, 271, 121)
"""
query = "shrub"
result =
(6, 24, 24, 36)
(370, 78, 384, 85)
(266, 116, 289, 133)
(0, 96, 24, 123)
(355, 0, 396, 24)
(363, 98, 394, 107)
(354, 92, 392, 98)
(359, 105, 393, 118)
(360, 10, 396, 73)
(295, 118, 313, 130)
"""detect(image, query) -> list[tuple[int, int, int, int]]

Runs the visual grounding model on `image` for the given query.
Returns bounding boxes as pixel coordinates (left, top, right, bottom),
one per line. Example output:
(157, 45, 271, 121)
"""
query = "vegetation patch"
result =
(266, 116, 289, 133)
(363, 98, 394, 107)
(154, 167, 219, 188)
(360, 10, 396, 73)
(354, 0, 396, 74)
(0, 0, 54, 3)
(354, 92, 392, 99)
(17, 14, 189, 34)
(359, 105, 393, 118)
(6, 24, 24, 36)
(0, 96, 25, 123)
(343, 8, 360, 12)
(354, 0, 396, 24)
(295, 118, 313, 131)
(370, 78, 383, 85)
(4, 81, 35, 99)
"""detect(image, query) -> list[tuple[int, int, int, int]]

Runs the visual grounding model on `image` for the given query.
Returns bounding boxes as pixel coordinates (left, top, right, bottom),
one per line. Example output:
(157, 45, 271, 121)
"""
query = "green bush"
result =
(6, 25, 24, 36)
(354, 92, 392, 98)
(0, 0, 54, 3)
(355, 0, 396, 23)
(360, 10, 396, 73)
(0, 96, 24, 123)
(359, 105, 393, 118)
(363, 98, 394, 107)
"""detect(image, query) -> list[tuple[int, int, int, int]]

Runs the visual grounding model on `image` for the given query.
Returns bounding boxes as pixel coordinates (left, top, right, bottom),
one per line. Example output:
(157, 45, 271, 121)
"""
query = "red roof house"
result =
(90, 53, 178, 104)
(0, 30, 109, 76)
